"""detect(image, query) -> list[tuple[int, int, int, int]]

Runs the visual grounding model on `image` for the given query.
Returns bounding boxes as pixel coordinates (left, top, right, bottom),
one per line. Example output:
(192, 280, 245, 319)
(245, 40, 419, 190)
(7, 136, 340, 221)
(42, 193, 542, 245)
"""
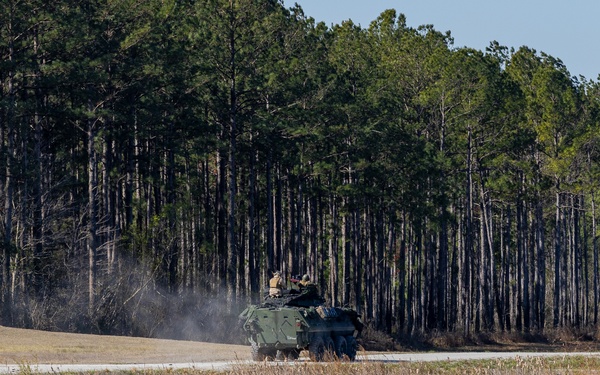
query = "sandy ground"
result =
(0, 326, 250, 365)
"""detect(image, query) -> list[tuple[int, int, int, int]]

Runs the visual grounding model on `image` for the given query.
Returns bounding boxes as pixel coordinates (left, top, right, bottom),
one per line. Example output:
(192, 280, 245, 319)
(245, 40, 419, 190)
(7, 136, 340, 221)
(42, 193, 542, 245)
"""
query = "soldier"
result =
(298, 274, 318, 295)
(269, 271, 284, 297)
(299, 274, 311, 287)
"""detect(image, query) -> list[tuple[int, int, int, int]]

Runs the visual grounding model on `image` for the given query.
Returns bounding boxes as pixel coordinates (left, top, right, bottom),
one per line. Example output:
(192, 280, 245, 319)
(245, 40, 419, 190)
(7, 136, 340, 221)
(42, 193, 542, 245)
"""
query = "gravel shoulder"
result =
(0, 326, 250, 365)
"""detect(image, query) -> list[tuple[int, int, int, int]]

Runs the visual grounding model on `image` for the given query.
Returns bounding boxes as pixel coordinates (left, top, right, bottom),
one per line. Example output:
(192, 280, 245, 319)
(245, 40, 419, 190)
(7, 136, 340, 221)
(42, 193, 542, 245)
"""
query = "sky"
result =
(291, 0, 600, 80)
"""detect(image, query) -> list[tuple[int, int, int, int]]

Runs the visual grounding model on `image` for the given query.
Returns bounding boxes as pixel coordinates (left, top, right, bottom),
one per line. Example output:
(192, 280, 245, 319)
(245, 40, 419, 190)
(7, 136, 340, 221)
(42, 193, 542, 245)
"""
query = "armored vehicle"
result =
(239, 285, 363, 361)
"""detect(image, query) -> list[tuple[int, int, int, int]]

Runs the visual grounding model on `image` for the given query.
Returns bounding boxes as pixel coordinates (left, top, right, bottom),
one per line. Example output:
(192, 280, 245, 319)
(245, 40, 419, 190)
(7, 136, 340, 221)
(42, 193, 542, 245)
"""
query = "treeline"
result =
(1, 0, 600, 341)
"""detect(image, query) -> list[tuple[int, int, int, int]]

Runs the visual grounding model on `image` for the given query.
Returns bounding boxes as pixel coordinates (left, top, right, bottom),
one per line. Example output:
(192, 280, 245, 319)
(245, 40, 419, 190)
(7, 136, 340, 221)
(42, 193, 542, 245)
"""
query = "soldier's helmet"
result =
(274, 271, 281, 276)
(302, 274, 310, 282)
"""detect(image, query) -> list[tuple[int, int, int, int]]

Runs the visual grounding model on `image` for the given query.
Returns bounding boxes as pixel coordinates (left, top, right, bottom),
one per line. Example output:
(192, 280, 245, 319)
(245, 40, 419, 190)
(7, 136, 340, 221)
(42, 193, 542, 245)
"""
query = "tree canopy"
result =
(1, 0, 600, 341)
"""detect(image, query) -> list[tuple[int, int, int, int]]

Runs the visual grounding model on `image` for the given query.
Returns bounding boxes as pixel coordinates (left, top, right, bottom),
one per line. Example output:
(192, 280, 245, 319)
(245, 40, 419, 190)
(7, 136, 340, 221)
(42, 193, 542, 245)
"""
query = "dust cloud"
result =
(9, 251, 255, 345)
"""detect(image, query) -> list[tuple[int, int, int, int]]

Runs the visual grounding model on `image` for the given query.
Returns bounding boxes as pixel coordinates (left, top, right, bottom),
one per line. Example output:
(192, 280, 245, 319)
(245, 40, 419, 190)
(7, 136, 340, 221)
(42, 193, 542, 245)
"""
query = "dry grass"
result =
(395, 327, 600, 354)
(119, 356, 600, 375)
(4, 325, 600, 374)
(0, 325, 249, 365)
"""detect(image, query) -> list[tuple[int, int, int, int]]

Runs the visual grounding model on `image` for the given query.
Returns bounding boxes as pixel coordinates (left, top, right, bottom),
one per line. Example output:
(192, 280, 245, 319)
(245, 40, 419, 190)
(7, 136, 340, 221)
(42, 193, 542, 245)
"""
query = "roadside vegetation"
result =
(360, 324, 600, 353)
(225, 357, 600, 375)
(75, 356, 600, 374)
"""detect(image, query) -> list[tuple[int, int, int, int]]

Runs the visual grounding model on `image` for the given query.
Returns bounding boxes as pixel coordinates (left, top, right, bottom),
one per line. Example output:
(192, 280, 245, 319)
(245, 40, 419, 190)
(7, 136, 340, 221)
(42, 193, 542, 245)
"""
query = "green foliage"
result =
(1, 0, 600, 339)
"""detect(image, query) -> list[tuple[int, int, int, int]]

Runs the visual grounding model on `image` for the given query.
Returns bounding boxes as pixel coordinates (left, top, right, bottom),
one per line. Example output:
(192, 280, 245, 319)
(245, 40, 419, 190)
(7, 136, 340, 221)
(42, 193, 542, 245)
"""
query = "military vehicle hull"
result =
(239, 290, 363, 361)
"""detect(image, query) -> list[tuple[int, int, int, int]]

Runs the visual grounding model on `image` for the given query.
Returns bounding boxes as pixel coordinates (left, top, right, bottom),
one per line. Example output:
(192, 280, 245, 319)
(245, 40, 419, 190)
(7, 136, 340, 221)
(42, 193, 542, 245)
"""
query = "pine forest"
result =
(2, 0, 600, 342)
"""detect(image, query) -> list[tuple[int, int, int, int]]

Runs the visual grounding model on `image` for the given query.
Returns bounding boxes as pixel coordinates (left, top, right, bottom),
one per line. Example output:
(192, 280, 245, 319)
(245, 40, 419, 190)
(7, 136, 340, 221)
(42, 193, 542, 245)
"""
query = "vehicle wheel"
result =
(286, 349, 300, 360)
(263, 349, 277, 361)
(323, 336, 335, 361)
(345, 336, 357, 361)
(250, 341, 265, 361)
(275, 350, 286, 361)
(308, 337, 325, 362)
(334, 336, 348, 360)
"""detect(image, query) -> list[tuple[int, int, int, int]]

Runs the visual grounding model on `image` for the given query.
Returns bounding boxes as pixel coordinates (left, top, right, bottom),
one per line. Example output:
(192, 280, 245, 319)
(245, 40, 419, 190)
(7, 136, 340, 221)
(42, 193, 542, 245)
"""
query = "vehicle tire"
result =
(275, 350, 285, 361)
(323, 336, 335, 361)
(286, 349, 300, 361)
(345, 336, 357, 361)
(308, 337, 325, 362)
(263, 349, 277, 361)
(334, 336, 348, 360)
(250, 341, 265, 361)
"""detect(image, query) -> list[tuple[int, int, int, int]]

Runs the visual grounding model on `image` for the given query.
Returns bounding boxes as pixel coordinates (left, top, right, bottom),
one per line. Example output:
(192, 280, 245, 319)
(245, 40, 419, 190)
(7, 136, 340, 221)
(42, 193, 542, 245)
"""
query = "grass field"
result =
(225, 356, 600, 375)
(0, 325, 249, 365)
(3, 325, 600, 374)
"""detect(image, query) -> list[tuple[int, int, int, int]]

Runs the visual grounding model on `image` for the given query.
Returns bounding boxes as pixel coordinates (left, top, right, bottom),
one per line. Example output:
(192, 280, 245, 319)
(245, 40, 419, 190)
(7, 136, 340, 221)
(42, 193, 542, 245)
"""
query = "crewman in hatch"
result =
(269, 271, 284, 297)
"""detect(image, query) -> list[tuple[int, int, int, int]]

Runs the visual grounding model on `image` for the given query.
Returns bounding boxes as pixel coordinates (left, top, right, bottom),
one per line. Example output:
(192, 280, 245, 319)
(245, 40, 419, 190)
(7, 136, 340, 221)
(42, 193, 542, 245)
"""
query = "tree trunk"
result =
(247, 143, 258, 296)
(353, 206, 362, 316)
(166, 121, 178, 291)
(535, 197, 545, 330)
(2, 60, 15, 325)
(463, 124, 474, 334)
(217, 146, 227, 290)
(437, 207, 448, 331)
(503, 206, 512, 331)
(342, 199, 351, 306)
(553, 184, 561, 328)
(593, 193, 598, 325)
(399, 212, 407, 333)
(226, 2, 238, 304)
(266, 152, 274, 275)
(328, 194, 339, 307)
(32, 27, 44, 296)
(87, 106, 99, 316)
